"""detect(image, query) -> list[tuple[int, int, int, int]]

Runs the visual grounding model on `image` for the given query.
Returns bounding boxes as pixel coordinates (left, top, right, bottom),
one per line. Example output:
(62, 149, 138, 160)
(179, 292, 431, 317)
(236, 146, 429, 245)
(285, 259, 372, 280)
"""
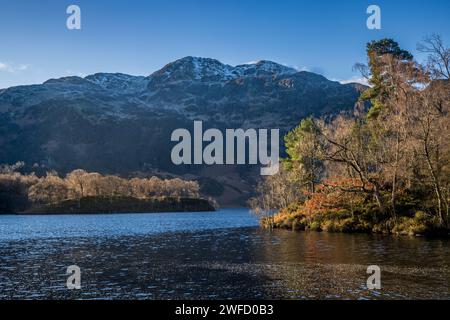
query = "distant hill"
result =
(0, 57, 365, 205)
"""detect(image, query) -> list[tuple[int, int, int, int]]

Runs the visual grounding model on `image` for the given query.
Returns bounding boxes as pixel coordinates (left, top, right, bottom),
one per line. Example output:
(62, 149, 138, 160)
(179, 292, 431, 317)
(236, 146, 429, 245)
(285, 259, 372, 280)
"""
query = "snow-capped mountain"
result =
(149, 57, 297, 83)
(150, 57, 236, 82)
(0, 56, 365, 204)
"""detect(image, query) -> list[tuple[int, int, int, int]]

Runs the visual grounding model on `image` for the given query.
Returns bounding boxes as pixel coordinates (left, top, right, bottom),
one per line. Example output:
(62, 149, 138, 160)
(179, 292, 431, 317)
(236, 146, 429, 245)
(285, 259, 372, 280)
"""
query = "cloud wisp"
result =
(0, 62, 29, 73)
(336, 76, 369, 86)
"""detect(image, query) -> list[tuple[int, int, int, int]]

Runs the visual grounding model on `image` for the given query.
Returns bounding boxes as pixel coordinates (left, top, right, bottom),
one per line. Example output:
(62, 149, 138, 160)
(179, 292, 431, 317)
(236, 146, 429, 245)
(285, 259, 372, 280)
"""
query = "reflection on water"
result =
(0, 209, 449, 299)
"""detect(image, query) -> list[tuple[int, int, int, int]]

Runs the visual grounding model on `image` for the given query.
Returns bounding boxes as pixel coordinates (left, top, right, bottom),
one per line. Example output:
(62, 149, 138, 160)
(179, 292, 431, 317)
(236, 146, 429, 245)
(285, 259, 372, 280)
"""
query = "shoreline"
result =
(266, 226, 450, 239)
(13, 196, 216, 215)
(260, 214, 450, 238)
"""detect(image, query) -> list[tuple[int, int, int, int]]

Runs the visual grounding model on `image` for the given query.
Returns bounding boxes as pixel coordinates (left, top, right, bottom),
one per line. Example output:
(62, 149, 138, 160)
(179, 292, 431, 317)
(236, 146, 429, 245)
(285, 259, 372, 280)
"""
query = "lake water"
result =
(0, 209, 449, 299)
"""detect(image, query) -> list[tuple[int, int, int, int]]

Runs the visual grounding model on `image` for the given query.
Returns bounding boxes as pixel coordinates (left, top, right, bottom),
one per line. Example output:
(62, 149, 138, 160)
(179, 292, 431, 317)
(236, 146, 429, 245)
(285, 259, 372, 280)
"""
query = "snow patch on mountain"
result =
(235, 60, 298, 77)
(151, 56, 299, 83)
(85, 73, 149, 93)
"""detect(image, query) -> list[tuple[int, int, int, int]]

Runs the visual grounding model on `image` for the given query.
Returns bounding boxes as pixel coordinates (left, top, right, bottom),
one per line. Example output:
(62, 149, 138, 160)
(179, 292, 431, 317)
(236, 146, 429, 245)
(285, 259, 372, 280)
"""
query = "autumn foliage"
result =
(251, 37, 450, 235)
(0, 164, 201, 213)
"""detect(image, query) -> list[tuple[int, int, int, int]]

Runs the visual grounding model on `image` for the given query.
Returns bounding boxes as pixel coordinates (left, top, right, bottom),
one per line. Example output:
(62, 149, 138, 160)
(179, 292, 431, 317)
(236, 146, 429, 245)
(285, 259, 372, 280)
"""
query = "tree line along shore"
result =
(0, 164, 215, 214)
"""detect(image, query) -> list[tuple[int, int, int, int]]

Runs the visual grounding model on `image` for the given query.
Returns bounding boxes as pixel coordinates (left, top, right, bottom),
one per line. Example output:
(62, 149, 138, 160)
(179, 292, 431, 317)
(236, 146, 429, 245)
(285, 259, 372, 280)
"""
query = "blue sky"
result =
(0, 0, 449, 88)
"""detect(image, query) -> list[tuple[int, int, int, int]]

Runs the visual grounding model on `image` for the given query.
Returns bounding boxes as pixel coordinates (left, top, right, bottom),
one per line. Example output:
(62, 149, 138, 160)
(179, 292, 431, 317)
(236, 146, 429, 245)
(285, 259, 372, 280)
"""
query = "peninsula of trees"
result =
(250, 36, 450, 236)
(0, 164, 215, 214)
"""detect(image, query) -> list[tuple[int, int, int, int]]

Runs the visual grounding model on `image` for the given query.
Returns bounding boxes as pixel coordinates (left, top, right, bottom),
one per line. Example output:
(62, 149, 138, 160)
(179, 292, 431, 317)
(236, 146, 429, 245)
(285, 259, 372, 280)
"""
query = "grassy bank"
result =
(261, 204, 449, 237)
(20, 196, 215, 214)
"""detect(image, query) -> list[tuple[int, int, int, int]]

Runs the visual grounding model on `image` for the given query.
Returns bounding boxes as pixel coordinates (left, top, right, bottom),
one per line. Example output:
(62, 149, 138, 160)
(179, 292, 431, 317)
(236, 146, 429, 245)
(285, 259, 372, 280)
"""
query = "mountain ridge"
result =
(2, 56, 353, 90)
(0, 56, 366, 205)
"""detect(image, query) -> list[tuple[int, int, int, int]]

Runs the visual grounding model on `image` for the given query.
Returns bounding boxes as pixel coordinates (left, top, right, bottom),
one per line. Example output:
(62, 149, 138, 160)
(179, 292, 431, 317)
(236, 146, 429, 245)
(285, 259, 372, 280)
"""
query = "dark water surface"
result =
(0, 209, 449, 299)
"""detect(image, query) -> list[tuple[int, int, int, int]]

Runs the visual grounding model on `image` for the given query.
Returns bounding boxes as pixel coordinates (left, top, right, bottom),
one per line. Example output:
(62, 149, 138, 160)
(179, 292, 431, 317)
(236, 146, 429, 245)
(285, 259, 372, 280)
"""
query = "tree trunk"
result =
(424, 143, 446, 226)
(373, 184, 386, 214)
(391, 133, 400, 220)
